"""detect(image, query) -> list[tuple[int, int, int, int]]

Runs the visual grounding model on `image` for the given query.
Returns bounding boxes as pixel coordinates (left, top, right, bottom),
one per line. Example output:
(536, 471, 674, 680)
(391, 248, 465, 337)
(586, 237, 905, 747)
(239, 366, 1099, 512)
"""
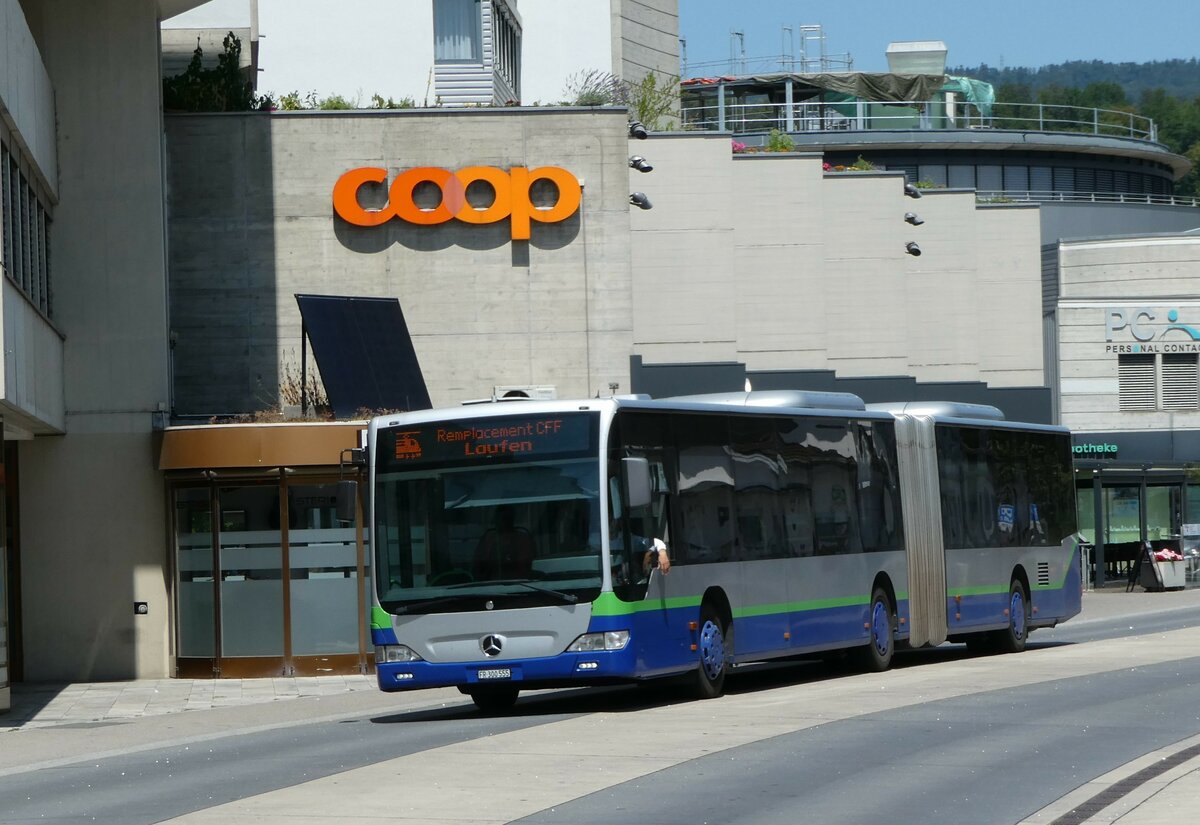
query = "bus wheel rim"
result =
(1010, 590, 1026, 640)
(699, 620, 725, 679)
(871, 599, 890, 656)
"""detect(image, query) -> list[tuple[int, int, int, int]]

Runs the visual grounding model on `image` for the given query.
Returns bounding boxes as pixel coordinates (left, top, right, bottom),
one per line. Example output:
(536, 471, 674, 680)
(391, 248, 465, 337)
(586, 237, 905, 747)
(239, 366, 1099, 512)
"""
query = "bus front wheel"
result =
(854, 587, 896, 672)
(694, 604, 728, 699)
(468, 685, 520, 713)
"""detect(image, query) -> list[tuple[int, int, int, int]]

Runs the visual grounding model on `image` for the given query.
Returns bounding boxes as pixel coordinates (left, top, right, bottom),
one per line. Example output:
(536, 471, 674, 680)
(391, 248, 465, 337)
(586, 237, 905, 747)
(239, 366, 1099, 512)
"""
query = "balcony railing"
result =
(975, 190, 1198, 207)
(681, 99, 1159, 143)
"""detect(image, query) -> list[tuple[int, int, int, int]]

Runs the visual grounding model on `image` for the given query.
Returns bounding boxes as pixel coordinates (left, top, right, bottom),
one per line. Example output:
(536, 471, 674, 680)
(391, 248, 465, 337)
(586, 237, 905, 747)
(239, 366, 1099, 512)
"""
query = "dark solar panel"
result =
(295, 294, 432, 418)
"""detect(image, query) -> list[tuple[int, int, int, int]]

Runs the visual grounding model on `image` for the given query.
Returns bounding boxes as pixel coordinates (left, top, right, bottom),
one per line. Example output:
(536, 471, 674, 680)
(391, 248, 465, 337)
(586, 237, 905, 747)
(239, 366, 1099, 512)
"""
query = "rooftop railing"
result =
(975, 190, 1198, 207)
(681, 99, 1158, 143)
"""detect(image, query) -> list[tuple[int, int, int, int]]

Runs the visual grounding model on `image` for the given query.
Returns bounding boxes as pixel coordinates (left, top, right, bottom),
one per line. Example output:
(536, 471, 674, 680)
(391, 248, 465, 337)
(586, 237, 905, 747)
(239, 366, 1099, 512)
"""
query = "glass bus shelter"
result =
(1075, 463, 1200, 588)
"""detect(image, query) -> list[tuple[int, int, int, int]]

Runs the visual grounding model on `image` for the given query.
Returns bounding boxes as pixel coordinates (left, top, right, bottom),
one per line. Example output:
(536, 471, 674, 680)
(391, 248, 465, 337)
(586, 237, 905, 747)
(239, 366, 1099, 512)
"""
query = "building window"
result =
(1161, 353, 1199, 410)
(0, 145, 10, 278)
(1118, 354, 1156, 411)
(434, 0, 482, 63)
(0, 140, 52, 318)
(490, 0, 520, 96)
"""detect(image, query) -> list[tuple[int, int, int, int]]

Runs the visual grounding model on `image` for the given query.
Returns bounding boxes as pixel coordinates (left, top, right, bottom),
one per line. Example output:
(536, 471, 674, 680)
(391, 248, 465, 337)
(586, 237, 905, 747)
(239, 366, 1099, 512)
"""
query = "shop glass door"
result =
(174, 477, 368, 678)
(175, 487, 216, 678)
(216, 485, 285, 677)
(286, 480, 366, 675)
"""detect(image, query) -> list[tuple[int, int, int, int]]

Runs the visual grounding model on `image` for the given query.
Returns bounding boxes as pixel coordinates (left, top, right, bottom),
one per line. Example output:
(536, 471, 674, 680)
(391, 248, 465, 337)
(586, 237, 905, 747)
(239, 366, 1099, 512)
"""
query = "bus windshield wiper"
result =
(472, 580, 580, 606)
(389, 594, 480, 615)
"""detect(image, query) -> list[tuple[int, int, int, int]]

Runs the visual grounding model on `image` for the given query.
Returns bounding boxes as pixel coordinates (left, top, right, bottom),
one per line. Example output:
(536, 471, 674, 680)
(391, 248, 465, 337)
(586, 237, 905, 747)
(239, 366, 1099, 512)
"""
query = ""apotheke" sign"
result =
(332, 165, 582, 240)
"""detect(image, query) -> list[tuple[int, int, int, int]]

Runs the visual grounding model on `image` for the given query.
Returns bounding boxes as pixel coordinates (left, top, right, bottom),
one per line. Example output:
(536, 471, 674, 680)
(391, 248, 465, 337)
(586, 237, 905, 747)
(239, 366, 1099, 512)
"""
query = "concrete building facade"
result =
(2, 0, 184, 706)
(1056, 234, 1200, 583)
(164, 121, 1049, 417)
(165, 107, 635, 414)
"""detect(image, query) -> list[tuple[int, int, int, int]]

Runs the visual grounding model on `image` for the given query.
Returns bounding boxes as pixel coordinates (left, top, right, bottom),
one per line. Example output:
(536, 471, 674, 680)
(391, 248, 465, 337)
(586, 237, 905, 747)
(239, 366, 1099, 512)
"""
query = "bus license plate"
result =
(477, 668, 512, 680)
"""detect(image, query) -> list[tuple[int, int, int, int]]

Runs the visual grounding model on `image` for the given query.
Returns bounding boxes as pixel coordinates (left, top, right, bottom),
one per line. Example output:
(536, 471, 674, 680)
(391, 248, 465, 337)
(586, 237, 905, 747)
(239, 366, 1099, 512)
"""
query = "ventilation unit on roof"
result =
(665, 390, 867, 411)
(885, 41, 948, 75)
(493, 385, 558, 401)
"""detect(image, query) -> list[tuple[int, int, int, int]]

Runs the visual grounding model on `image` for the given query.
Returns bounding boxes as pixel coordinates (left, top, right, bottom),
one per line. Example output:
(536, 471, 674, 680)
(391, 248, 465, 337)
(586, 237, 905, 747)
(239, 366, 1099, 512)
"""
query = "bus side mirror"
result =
(622, 457, 652, 510)
(336, 479, 358, 524)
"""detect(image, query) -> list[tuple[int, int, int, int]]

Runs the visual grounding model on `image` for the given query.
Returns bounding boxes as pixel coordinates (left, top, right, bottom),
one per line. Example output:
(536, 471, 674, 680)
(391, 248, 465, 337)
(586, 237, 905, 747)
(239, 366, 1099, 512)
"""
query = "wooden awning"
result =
(158, 422, 365, 470)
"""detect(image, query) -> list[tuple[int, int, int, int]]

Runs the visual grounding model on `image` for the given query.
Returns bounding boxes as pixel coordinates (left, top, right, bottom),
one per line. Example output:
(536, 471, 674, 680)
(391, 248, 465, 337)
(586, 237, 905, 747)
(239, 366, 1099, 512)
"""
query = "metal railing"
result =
(680, 99, 1158, 143)
(975, 190, 1199, 207)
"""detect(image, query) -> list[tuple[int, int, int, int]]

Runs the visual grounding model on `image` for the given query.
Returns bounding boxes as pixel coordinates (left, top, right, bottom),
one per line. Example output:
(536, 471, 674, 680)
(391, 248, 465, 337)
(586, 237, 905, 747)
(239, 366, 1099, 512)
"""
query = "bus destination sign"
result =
(381, 412, 597, 470)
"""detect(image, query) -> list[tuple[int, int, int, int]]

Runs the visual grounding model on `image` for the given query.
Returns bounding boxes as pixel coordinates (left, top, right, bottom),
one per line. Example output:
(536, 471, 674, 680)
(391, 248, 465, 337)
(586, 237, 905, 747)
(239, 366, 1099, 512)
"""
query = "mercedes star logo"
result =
(480, 634, 504, 657)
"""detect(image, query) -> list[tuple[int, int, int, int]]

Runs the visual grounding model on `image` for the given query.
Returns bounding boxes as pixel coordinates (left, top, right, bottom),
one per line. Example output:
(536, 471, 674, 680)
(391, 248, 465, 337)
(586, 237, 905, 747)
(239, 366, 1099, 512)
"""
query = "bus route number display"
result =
(381, 413, 597, 469)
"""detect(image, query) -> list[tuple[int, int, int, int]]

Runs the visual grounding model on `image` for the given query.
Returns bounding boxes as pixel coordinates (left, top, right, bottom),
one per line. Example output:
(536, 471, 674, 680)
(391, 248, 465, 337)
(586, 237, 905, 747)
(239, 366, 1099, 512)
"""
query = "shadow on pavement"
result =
(367, 639, 1063, 724)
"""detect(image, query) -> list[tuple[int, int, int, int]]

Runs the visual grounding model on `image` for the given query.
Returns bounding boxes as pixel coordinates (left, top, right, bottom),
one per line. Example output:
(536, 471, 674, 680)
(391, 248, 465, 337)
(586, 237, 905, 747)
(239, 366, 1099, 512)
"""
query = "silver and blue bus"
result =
(351, 391, 1082, 711)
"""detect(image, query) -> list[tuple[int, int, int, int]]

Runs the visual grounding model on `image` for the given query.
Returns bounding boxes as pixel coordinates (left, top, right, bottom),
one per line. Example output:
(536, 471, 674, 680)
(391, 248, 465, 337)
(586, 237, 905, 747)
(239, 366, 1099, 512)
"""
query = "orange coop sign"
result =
(332, 165, 582, 240)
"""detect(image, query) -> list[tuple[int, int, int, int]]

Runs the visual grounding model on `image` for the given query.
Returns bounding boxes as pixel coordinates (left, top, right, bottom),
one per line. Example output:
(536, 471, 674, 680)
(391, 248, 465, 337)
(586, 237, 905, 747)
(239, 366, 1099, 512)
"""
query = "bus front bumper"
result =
(375, 646, 641, 692)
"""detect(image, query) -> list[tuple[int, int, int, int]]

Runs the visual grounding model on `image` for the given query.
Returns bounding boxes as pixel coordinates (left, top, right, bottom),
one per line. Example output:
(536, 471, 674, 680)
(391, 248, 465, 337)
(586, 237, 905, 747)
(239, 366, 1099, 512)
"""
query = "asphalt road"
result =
(516, 658, 1200, 825)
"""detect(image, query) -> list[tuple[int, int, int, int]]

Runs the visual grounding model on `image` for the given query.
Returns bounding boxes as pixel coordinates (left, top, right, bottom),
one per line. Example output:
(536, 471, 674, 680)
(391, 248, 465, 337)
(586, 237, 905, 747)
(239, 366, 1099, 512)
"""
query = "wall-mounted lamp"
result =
(629, 155, 653, 173)
(905, 242, 922, 256)
(904, 212, 924, 226)
(628, 120, 648, 139)
(904, 182, 922, 199)
(630, 192, 653, 210)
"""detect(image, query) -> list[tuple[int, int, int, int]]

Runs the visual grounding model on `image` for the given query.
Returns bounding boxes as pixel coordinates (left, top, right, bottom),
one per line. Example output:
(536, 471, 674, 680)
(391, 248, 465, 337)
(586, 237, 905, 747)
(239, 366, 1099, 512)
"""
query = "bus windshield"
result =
(373, 412, 603, 614)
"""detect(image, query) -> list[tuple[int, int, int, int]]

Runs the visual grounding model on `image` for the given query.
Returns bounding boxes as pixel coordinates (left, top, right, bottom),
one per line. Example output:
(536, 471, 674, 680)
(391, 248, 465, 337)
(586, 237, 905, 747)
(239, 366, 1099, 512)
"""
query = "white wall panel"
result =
(0, 0, 57, 195)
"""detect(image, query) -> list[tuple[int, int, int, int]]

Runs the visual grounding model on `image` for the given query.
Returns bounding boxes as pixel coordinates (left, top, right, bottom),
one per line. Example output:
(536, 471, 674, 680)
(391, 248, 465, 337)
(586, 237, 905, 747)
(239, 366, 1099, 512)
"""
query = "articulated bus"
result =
(347, 391, 1082, 711)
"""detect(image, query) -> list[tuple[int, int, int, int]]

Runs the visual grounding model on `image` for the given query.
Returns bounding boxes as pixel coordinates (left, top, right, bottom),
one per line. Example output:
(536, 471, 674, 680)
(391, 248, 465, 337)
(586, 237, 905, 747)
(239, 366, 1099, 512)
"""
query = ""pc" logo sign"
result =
(332, 165, 582, 240)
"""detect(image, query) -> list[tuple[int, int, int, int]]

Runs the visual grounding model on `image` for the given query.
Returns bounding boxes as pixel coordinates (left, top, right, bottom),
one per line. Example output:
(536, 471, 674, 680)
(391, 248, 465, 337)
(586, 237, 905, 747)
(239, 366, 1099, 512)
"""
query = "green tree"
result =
(1175, 141, 1200, 198)
(628, 71, 679, 131)
(561, 69, 679, 131)
(1139, 88, 1200, 152)
(1079, 81, 1128, 108)
(163, 32, 261, 112)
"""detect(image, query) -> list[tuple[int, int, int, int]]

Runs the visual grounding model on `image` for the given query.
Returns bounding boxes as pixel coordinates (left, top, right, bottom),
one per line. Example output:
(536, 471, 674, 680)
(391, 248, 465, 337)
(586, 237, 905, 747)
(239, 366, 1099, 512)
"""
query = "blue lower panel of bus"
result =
(948, 575, 1081, 633)
(375, 596, 920, 692)
(376, 643, 643, 692)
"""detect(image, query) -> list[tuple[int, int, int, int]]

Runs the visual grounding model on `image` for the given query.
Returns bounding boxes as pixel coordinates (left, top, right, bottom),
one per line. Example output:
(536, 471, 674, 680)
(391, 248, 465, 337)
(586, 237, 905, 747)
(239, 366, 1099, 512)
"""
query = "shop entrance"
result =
(174, 473, 369, 678)
(1076, 469, 1194, 586)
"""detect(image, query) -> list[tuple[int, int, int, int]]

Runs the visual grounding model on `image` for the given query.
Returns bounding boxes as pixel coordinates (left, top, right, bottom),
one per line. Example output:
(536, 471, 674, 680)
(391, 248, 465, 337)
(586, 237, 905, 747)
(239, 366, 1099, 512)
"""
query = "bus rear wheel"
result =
(853, 587, 896, 672)
(468, 685, 520, 713)
(694, 604, 728, 699)
(994, 579, 1030, 654)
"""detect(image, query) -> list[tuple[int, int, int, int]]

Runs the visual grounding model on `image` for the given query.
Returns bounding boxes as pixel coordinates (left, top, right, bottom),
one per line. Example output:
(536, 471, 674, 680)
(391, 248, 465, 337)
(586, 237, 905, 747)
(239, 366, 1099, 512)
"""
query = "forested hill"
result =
(949, 59, 1200, 101)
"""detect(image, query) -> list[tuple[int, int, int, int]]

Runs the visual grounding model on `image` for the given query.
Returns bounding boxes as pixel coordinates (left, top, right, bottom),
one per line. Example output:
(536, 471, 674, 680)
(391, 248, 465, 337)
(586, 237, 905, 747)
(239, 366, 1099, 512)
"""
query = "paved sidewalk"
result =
(1, 674, 378, 731)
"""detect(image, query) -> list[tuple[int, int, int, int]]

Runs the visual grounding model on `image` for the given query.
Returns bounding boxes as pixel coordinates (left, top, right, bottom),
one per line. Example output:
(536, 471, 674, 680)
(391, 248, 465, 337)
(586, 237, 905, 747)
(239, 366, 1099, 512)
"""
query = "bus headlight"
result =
(375, 644, 423, 663)
(566, 630, 630, 652)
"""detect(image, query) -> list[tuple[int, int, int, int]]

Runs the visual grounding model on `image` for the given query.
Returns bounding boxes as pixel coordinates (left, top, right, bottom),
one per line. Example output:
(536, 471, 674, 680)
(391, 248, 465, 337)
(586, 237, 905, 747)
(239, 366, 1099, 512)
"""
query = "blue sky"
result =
(678, 0, 1200, 76)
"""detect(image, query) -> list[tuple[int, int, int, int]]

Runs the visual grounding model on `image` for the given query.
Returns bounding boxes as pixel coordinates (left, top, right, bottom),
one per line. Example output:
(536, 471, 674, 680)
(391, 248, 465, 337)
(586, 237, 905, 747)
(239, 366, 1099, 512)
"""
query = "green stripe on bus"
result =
(946, 584, 1007, 598)
(594, 591, 913, 621)
(734, 595, 868, 618)
(591, 592, 702, 616)
(949, 545, 1082, 596)
(371, 606, 391, 630)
